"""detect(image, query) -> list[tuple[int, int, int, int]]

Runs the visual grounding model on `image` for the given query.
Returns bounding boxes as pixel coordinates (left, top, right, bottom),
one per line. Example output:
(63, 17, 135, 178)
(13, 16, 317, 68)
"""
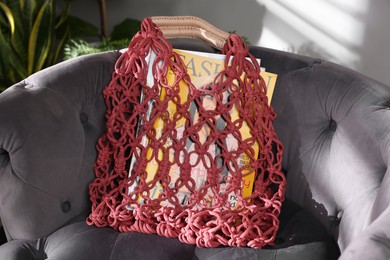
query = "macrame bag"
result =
(88, 16, 286, 249)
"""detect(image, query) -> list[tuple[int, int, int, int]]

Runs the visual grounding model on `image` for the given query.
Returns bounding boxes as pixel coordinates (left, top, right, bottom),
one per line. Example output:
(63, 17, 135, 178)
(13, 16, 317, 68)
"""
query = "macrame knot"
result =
(114, 52, 132, 76)
(222, 35, 244, 55)
(141, 17, 160, 35)
(224, 67, 239, 80)
(247, 68, 262, 81)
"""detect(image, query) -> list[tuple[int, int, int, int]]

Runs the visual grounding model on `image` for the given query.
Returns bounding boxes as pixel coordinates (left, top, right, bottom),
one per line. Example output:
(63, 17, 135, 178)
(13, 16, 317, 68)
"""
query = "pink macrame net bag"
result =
(87, 17, 286, 249)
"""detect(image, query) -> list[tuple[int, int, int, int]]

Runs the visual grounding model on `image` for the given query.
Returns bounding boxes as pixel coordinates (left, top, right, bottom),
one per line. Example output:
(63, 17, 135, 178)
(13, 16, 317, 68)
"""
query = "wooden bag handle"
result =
(151, 16, 230, 50)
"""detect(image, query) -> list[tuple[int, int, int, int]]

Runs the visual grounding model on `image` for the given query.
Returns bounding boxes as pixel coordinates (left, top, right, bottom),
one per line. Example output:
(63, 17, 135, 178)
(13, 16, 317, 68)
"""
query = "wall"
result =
(68, 0, 390, 85)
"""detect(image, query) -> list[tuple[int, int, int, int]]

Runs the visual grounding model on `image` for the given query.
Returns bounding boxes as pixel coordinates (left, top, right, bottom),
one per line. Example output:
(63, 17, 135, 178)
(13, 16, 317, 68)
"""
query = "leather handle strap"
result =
(151, 16, 230, 50)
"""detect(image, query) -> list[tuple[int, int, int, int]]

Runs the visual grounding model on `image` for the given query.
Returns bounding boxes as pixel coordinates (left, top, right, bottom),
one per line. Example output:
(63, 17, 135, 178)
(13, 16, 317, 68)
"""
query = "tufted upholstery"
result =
(0, 42, 389, 259)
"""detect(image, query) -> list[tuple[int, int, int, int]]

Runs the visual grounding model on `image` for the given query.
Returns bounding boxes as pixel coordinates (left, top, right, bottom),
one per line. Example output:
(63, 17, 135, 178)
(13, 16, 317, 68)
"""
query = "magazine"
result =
(127, 48, 278, 209)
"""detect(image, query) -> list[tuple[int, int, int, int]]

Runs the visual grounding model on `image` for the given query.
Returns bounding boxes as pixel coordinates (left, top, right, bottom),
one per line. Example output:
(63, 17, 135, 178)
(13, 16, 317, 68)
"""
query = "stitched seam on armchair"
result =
(358, 186, 380, 226)
(23, 52, 119, 114)
(22, 82, 81, 113)
(8, 167, 62, 202)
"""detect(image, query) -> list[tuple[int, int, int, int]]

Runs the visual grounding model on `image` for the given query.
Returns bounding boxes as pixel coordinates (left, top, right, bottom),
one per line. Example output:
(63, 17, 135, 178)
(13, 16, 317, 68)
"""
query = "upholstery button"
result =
(61, 201, 72, 213)
(380, 99, 390, 109)
(329, 120, 337, 131)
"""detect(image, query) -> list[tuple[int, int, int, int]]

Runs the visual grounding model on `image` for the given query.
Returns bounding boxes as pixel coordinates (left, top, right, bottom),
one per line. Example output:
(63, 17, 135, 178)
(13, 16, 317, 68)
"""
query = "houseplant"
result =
(64, 0, 140, 60)
(0, 0, 98, 91)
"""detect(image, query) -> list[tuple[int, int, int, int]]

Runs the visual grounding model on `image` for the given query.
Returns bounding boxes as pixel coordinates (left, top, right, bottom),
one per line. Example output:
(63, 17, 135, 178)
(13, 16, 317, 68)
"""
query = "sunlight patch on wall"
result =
(256, 0, 369, 69)
(324, 0, 369, 16)
(279, 0, 366, 47)
(258, 28, 290, 51)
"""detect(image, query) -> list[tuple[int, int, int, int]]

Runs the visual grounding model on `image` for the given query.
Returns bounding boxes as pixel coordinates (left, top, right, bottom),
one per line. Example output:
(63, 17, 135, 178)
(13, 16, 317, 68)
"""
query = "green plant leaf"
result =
(11, 29, 27, 69)
(0, 14, 7, 28)
(28, 0, 53, 75)
(5, 0, 24, 25)
(55, 0, 71, 29)
(9, 53, 27, 81)
(67, 15, 99, 39)
(0, 32, 25, 86)
(3, 0, 30, 66)
(51, 26, 70, 64)
(0, 0, 83, 92)
(63, 39, 98, 60)
(9, 8, 28, 70)
(23, 0, 36, 31)
(0, 0, 26, 86)
(19, 0, 25, 10)
(21, 0, 47, 36)
(0, 28, 11, 79)
(0, 2, 15, 34)
(111, 18, 141, 41)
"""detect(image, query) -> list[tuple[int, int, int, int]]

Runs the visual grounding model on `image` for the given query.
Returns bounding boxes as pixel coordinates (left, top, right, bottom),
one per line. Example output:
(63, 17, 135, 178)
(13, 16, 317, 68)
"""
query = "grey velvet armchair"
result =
(0, 41, 390, 259)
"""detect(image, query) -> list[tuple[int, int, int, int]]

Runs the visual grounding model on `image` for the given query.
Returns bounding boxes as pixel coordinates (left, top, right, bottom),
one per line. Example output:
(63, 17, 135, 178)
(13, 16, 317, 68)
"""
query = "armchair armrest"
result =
(0, 239, 45, 260)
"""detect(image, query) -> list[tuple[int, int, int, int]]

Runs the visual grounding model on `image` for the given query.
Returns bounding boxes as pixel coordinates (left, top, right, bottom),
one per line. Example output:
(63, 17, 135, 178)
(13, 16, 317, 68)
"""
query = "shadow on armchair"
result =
(0, 221, 5, 245)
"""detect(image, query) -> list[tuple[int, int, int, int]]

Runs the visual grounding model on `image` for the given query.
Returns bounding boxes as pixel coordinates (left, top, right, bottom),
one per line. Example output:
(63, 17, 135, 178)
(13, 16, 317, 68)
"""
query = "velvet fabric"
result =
(0, 41, 389, 259)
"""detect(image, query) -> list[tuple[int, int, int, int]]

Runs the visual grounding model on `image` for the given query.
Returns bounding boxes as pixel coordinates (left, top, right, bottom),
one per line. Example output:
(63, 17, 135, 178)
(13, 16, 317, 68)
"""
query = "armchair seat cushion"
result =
(0, 199, 339, 260)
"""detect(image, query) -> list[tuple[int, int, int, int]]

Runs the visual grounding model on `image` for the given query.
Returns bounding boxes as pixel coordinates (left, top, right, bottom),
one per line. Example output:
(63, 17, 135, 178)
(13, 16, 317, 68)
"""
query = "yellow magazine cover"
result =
(128, 48, 278, 209)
